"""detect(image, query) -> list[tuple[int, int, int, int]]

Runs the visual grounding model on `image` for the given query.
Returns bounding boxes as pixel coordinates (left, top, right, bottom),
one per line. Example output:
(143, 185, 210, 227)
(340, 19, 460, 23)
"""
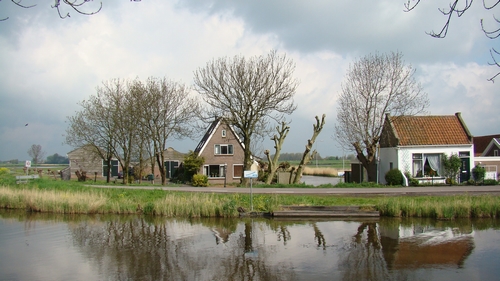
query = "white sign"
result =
(25, 160, 31, 168)
(244, 170, 258, 179)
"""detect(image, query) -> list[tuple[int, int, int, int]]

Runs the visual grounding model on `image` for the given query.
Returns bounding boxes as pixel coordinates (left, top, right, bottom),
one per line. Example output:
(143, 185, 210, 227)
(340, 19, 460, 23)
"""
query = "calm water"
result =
(0, 210, 499, 281)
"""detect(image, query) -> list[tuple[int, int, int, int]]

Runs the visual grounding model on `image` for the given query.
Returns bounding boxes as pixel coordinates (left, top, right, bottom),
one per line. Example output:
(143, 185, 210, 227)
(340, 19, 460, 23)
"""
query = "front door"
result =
(459, 153, 470, 183)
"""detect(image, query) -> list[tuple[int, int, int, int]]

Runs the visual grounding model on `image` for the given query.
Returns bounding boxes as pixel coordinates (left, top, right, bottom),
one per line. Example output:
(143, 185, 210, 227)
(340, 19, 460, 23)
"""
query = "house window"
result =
(204, 164, 226, 178)
(233, 164, 244, 178)
(214, 144, 233, 155)
(222, 130, 226, 138)
(412, 153, 441, 177)
(495, 150, 499, 156)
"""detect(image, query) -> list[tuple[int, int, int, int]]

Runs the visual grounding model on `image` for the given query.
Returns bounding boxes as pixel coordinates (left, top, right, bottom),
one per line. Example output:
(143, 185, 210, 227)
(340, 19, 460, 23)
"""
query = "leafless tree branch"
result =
(406, 0, 500, 81)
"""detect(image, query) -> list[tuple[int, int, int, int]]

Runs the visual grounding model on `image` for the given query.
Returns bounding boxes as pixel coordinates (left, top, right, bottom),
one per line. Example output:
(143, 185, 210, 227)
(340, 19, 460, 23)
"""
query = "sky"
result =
(0, 0, 499, 161)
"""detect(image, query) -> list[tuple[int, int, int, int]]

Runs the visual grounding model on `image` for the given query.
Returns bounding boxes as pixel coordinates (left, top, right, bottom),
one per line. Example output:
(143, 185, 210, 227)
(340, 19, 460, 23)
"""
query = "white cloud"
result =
(0, 0, 499, 160)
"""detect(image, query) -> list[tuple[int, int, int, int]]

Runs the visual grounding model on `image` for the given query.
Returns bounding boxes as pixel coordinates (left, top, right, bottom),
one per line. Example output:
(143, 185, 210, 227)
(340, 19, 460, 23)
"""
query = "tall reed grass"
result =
(301, 166, 339, 177)
(378, 195, 500, 219)
(0, 187, 106, 214)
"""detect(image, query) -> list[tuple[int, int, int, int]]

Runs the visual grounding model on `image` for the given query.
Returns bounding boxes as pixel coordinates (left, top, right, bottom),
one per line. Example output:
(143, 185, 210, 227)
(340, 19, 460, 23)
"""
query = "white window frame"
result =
(412, 153, 442, 177)
(204, 164, 226, 178)
(222, 130, 226, 138)
(214, 144, 233, 155)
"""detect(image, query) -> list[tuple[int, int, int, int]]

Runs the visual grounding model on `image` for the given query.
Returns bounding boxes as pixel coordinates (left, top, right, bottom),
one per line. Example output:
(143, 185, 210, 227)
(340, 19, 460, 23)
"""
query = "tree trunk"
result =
(293, 115, 325, 183)
(265, 122, 290, 184)
(353, 140, 379, 183)
(156, 152, 166, 185)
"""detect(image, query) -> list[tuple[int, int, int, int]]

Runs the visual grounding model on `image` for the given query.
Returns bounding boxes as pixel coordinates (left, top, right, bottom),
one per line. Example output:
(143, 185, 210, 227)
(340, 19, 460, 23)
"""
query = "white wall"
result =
(379, 145, 474, 184)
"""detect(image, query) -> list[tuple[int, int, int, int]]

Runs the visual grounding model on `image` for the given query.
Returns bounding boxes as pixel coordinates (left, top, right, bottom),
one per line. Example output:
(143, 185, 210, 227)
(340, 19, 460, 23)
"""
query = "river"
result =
(0, 210, 499, 281)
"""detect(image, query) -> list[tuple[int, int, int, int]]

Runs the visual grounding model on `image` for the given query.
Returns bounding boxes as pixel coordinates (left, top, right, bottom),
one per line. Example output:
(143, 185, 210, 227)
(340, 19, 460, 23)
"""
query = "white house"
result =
(379, 112, 474, 185)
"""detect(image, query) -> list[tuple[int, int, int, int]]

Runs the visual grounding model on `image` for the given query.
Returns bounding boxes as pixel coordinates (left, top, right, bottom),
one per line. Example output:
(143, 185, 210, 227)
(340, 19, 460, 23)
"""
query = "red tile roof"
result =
(390, 114, 472, 146)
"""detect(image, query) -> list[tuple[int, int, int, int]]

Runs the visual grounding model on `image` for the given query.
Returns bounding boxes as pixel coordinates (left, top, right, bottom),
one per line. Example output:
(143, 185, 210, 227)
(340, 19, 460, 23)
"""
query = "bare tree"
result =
(27, 144, 45, 167)
(293, 114, 326, 184)
(264, 121, 290, 184)
(66, 95, 116, 183)
(1, 0, 142, 21)
(404, 0, 500, 81)
(335, 52, 429, 182)
(133, 77, 199, 185)
(193, 50, 298, 184)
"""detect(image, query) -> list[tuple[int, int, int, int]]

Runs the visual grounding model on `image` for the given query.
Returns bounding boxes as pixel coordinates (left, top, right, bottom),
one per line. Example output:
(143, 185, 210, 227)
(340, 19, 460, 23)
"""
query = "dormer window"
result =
(222, 130, 226, 138)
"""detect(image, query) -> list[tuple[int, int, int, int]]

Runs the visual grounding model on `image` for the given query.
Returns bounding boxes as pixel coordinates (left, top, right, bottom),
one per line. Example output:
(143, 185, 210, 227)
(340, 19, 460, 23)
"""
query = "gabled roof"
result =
(194, 117, 244, 155)
(481, 138, 500, 156)
(381, 112, 472, 147)
(473, 134, 500, 156)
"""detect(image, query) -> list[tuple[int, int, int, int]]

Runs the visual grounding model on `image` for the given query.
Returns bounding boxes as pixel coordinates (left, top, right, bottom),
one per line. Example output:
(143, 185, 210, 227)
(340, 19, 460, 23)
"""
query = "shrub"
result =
(404, 171, 419, 186)
(483, 179, 498, 186)
(183, 151, 205, 182)
(192, 174, 208, 187)
(385, 169, 403, 186)
(445, 177, 457, 185)
(143, 202, 155, 215)
(472, 165, 486, 184)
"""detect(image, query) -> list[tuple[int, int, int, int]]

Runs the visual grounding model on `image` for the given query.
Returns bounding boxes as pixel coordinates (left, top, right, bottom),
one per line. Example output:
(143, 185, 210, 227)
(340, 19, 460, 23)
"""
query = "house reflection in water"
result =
(379, 223, 475, 270)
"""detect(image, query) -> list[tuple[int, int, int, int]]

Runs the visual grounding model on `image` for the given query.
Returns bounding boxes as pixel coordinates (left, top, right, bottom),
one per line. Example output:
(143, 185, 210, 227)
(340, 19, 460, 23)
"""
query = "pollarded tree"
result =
(405, 0, 500, 81)
(335, 51, 429, 182)
(193, 50, 298, 184)
(293, 114, 326, 184)
(264, 121, 290, 184)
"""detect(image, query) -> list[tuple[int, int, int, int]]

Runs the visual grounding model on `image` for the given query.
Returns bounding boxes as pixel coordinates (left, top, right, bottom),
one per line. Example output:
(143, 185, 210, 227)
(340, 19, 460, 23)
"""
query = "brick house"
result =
(67, 145, 119, 180)
(473, 135, 500, 180)
(194, 118, 246, 185)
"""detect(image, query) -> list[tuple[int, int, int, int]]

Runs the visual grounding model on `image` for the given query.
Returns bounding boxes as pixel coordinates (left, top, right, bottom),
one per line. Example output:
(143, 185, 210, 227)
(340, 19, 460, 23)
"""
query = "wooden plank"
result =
(273, 210, 380, 217)
(15, 175, 39, 180)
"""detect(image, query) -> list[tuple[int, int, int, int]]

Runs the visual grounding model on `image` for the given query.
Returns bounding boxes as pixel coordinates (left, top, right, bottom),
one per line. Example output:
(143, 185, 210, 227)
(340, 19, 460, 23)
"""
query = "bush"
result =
(192, 174, 208, 187)
(472, 165, 486, 184)
(385, 169, 403, 186)
(404, 171, 419, 186)
(483, 179, 498, 186)
(445, 177, 457, 185)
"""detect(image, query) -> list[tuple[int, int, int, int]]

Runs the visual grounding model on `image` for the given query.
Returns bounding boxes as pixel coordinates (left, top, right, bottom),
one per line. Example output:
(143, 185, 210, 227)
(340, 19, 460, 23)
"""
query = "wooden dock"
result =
(272, 205, 379, 217)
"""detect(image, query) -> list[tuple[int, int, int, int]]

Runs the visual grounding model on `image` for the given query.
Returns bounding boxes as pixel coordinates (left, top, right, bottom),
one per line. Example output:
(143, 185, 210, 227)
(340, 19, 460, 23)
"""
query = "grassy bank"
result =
(1, 176, 499, 219)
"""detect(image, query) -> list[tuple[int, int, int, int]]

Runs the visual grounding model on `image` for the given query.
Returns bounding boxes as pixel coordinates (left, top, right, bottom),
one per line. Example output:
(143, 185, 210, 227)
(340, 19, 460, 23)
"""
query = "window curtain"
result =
(424, 154, 441, 176)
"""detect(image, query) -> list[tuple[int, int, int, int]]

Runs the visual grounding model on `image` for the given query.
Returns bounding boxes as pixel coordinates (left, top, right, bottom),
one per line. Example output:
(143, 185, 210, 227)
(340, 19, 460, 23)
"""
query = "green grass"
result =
(1, 172, 499, 219)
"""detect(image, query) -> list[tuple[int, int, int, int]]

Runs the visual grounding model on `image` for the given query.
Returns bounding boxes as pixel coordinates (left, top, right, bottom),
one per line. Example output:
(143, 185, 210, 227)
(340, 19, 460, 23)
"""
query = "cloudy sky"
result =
(0, 0, 498, 161)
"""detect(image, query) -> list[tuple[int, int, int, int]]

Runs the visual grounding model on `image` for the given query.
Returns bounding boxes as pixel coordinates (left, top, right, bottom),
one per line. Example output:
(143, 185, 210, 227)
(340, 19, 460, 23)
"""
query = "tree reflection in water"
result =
(69, 216, 297, 281)
(0, 210, 487, 281)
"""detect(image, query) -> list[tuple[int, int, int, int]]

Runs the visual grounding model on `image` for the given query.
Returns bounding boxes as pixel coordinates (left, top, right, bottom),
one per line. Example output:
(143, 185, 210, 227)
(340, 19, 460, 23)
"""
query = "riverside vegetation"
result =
(0, 168, 499, 219)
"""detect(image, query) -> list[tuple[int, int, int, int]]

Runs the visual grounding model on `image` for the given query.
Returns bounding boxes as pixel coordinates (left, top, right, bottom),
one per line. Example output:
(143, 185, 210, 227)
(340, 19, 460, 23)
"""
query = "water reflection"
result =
(0, 210, 499, 281)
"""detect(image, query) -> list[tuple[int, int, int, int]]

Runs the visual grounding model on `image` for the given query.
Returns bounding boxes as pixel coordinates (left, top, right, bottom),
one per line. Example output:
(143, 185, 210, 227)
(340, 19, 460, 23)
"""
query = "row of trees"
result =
(66, 77, 199, 185)
(66, 50, 299, 185)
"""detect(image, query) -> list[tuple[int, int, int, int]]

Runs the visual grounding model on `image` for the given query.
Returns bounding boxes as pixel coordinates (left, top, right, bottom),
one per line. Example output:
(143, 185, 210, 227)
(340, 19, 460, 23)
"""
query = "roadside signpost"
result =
(25, 160, 31, 175)
(244, 170, 258, 212)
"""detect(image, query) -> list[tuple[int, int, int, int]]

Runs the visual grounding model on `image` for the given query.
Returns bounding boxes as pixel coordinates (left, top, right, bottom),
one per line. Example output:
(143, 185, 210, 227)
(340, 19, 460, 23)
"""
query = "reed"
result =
(378, 195, 500, 219)
(301, 166, 339, 177)
(1, 177, 499, 219)
(0, 187, 106, 214)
